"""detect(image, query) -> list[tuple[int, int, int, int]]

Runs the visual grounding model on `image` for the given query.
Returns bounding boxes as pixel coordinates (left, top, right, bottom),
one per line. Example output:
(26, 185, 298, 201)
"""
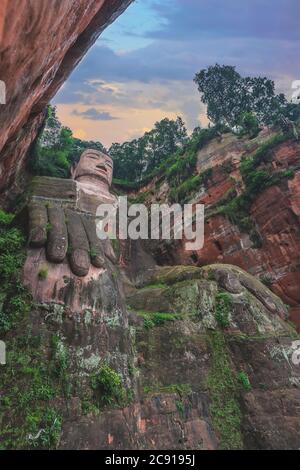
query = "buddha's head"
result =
(73, 149, 113, 187)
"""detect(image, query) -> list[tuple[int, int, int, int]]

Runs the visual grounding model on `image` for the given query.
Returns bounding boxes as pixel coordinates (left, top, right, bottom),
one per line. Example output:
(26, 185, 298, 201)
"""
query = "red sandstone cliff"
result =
(127, 130, 300, 329)
(0, 0, 132, 205)
(1, 2, 300, 451)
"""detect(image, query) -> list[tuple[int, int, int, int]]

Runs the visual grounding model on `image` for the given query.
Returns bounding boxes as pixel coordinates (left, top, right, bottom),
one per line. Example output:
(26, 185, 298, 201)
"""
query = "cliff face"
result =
(134, 130, 300, 329)
(3, 220, 300, 449)
(2, 144, 300, 449)
(0, 0, 133, 205)
(1, 1, 300, 450)
(58, 263, 300, 450)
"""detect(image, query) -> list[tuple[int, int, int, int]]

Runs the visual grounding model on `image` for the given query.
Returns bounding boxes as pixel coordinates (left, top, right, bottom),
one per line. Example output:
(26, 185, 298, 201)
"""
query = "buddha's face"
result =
(74, 150, 113, 186)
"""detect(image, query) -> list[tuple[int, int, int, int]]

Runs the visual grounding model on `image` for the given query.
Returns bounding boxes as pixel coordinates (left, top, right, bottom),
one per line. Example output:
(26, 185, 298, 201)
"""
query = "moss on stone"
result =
(0, 213, 31, 333)
(208, 133, 295, 236)
(0, 332, 66, 449)
(215, 292, 232, 328)
(136, 310, 180, 329)
(206, 330, 243, 450)
(147, 265, 203, 286)
(90, 364, 133, 409)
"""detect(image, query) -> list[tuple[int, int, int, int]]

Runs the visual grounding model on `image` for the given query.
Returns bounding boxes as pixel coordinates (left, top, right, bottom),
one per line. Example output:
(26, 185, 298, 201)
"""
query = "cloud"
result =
(146, 0, 300, 42)
(55, 34, 300, 105)
(72, 108, 118, 121)
(53, 0, 300, 146)
(56, 102, 179, 148)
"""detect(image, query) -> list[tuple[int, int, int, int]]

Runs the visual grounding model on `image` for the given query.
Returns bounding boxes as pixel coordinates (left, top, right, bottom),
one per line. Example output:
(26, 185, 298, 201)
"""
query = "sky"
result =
(54, 0, 300, 148)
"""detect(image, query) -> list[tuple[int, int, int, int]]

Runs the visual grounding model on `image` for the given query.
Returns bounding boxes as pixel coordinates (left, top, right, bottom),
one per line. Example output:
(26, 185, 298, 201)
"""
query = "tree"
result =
(194, 65, 245, 127)
(109, 139, 145, 183)
(190, 126, 202, 140)
(194, 64, 299, 129)
(239, 112, 260, 138)
(30, 105, 107, 178)
(143, 117, 188, 171)
(110, 117, 188, 182)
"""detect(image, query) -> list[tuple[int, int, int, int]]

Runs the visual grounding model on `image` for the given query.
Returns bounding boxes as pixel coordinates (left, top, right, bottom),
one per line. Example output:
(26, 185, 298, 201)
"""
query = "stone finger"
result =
(65, 209, 90, 277)
(81, 215, 105, 268)
(46, 206, 68, 263)
(28, 203, 48, 247)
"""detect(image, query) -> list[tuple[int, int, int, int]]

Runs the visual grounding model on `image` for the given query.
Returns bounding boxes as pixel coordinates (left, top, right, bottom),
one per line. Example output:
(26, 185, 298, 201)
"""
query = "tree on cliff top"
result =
(194, 64, 300, 130)
(31, 105, 106, 178)
(110, 116, 188, 182)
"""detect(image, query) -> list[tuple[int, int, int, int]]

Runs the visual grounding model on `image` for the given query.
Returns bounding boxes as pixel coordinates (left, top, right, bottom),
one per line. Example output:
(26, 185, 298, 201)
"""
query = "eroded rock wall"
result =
(0, 0, 133, 204)
(131, 131, 300, 328)
(1, 178, 299, 449)
(54, 264, 300, 449)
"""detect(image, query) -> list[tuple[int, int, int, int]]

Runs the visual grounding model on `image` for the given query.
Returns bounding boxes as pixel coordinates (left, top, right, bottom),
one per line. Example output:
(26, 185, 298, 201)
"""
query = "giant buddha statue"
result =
(23, 149, 121, 315)
(72, 149, 115, 211)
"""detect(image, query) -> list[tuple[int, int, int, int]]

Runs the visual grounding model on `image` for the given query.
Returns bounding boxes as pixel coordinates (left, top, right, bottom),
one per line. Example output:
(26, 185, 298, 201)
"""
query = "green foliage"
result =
(282, 169, 295, 179)
(238, 371, 252, 391)
(31, 126, 74, 178)
(91, 365, 128, 408)
(113, 123, 219, 191)
(0, 209, 14, 225)
(112, 179, 141, 191)
(249, 229, 263, 249)
(239, 133, 288, 185)
(30, 105, 106, 178)
(137, 311, 180, 329)
(239, 112, 261, 138)
(0, 212, 31, 333)
(170, 168, 213, 203)
(0, 333, 66, 449)
(175, 400, 185, 415)
(206, 331, 243, 449)
(166, 127, 218, 189)
(220, 160, 233, 174)
(142, 282, 167, 289)
(213, 133, 294, 236)
(111, 117, 188, 182)
(38, 267, 48, 280)
(45, 223, 52, 233)
(260, 274, 273, 288)
(31, 408, 62, 449)
(81, 399, 100, 416)
(51, 334, 69, 396)
(194, 64, 296, 128)
(215, 292, 232, 328)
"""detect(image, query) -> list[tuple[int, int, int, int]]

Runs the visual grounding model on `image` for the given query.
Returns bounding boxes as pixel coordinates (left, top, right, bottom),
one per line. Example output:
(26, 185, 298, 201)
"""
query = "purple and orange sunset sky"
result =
(54, 0, 300, 148)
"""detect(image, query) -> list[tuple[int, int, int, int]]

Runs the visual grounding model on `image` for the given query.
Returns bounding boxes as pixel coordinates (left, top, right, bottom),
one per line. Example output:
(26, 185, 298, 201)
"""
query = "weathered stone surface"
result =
(26, 149, 118, 277)
(66, 209, 91, 277)
(74, 150, 117, 212)
(82, 215, 105, 268)
(132, 132, 300, 329)
(60, 393, 217, 450)
(18, 244, 300, 449)
(30, 176, 77, 203)
(122, 264, 300, 450)
(28, 202, 48, 247)
(0, 0, 133, 204)
(47, 206, 68, 263)
(47, 262, 299, 450)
